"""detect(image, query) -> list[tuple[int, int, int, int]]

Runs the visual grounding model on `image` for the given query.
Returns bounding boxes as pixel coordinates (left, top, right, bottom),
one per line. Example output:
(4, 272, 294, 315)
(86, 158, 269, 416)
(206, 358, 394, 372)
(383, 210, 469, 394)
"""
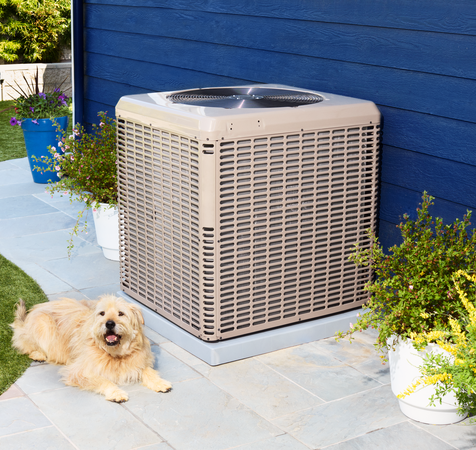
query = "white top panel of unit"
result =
(116, 84, 380, 141)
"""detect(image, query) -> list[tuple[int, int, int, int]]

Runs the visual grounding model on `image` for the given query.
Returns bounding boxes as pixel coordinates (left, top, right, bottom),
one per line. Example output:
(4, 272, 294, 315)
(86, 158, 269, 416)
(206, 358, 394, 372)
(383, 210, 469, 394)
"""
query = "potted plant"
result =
(34, 112, 119, 260)
(397, 269, 476, 421)
(336, 192, 476, 424)
(9, 70, 71, 183)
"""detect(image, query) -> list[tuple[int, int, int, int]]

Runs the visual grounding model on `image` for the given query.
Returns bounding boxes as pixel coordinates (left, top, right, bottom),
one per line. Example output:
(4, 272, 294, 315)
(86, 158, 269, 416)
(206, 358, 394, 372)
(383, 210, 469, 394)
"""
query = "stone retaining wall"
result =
(0, 62, 72, 101)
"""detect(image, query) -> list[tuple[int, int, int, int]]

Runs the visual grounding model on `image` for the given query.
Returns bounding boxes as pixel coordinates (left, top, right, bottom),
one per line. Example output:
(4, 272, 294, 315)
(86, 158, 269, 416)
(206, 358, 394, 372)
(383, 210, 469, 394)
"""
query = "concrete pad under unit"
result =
(118, 291, 359, 366)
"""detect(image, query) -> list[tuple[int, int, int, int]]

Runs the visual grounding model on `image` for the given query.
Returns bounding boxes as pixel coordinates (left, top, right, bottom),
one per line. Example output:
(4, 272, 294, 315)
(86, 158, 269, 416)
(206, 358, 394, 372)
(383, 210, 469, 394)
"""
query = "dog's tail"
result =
(12, 299, 27, 327)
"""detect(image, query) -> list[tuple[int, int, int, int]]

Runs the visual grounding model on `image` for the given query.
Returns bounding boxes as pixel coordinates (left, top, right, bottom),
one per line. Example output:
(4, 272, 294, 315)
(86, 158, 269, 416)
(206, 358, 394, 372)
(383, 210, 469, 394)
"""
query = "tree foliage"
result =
(0, 0, 71, 63)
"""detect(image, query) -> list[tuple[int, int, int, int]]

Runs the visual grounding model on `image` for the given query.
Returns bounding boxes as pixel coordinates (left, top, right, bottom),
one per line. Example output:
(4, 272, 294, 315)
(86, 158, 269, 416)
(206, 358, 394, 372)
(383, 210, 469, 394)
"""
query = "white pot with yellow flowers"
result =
(388, 336, 463, 424)
(394, 269, 476, 424)
(335, 194, 476, 425)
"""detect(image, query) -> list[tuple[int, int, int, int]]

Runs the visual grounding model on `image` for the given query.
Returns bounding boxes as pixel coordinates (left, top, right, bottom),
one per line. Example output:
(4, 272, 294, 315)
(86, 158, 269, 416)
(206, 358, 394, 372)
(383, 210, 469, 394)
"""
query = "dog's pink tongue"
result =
(106, 335, 117, 342)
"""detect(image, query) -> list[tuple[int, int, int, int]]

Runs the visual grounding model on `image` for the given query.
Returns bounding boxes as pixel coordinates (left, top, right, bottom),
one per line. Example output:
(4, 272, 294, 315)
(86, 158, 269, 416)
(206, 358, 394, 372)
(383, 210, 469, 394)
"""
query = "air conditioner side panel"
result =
(214, 122, 380, 340)
(117, 116, 203, 338)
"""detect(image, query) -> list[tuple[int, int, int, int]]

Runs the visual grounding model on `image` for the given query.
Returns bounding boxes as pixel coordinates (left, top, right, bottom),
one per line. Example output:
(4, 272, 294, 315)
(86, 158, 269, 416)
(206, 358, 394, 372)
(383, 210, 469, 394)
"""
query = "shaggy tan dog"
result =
(11, 295, 172, 403)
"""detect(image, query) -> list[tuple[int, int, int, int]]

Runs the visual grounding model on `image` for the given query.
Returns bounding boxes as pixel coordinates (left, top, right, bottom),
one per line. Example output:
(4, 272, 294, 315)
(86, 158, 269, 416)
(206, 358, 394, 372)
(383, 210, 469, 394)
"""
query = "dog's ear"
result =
(129, 303, 144, 325)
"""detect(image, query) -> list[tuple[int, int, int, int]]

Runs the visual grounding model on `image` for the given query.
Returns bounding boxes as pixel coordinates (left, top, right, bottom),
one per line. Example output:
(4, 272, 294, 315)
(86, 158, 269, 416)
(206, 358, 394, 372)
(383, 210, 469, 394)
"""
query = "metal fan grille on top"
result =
(166, 87, 324, 108)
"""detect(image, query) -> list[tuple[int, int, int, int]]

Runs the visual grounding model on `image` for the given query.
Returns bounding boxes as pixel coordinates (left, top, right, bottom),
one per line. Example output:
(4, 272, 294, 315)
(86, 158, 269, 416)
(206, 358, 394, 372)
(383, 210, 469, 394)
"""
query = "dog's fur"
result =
(10, 295, 171, 402)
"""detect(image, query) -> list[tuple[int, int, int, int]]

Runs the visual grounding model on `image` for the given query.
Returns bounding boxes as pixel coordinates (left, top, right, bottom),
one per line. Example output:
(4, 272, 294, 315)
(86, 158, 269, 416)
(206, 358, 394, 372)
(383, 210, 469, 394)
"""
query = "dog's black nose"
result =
(105, 320, 115, 330)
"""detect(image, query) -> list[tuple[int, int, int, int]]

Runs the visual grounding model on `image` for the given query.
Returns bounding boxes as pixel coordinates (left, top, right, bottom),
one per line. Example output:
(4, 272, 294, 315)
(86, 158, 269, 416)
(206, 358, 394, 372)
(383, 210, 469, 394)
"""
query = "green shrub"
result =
(0, 0, 70, 63)
(336, 192, 476, 355)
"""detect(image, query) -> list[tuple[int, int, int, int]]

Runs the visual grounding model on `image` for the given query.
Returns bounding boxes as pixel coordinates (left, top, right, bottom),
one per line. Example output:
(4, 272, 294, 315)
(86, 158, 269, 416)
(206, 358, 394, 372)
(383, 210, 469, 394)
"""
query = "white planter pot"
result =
(387, 336, 467, 424)
(92, 203, 119, 261)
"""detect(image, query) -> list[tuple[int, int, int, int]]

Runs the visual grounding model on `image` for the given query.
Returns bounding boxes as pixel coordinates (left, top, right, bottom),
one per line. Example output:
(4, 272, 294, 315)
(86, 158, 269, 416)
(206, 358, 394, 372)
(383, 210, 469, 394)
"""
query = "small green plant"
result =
(32, 112, 117, 257)
(397, 269, 476, 417)
(0, 0, 71, 63)
(336, 192, 476, 358)
(9, 90, 71, 125)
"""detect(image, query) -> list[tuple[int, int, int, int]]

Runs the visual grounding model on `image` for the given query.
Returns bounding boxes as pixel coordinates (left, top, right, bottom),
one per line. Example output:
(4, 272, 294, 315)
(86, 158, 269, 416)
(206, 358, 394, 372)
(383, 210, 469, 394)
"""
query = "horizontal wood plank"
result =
(84, 76, 151, 107)
(379, 183, 475, 224)
(379, 106, 476, 167)
(84, 55, 252, 105)
(83, 97, 114, 127)
(85, 29, 476, 123)
(381, 145, 476, 209)
(85, 5, 476, 80)
(377, 219, 404, 252)
(85, 0, 476, 35)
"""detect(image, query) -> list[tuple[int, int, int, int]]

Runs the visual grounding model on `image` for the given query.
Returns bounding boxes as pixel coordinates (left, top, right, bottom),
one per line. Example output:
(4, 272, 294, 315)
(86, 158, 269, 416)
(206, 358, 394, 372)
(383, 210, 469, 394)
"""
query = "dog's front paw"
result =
(145, 378, 172, 393)
(141, 367, 172, 393)
(156, 379, 172, 393)
(106, 389, 129, 403)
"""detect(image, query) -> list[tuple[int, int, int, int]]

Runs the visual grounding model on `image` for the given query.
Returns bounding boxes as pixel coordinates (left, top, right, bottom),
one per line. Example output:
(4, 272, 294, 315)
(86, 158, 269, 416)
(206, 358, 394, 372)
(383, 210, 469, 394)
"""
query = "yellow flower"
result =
(398, 379, 423, 398)
(423, 373, 452, 385)
(397, 373, 452, 399)
(453, 271, 476, 323)
(426, 330, 447, 341)
(437, 341, 458, 356)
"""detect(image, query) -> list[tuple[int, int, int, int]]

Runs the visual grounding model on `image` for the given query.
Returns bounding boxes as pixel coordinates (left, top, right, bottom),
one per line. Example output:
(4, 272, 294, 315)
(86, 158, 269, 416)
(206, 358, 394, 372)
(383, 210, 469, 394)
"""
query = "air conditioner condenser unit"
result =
(116, 84, 381, 342)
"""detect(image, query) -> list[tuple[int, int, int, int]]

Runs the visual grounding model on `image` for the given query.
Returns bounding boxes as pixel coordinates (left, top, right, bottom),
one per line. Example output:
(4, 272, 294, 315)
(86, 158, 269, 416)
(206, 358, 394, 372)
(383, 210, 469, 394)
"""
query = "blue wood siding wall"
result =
(82, 0, 476, 249)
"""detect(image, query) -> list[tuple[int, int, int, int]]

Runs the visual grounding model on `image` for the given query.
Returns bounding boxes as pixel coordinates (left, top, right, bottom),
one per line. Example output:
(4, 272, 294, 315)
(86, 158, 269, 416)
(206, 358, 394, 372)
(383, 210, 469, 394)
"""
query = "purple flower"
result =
(32, 119, 39, 125)
(30, 107, 35, 112)
(54, 88, 60, 93)
(9, 117, 18, 126)
(38, 93, 46, 99)
(58, 94, 68, 106)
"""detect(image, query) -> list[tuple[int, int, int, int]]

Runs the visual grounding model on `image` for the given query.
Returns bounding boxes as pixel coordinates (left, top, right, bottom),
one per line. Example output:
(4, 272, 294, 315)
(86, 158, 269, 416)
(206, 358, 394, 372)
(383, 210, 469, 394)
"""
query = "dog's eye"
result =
(118, 311, 124, 316)
(99, 311, 105, 316)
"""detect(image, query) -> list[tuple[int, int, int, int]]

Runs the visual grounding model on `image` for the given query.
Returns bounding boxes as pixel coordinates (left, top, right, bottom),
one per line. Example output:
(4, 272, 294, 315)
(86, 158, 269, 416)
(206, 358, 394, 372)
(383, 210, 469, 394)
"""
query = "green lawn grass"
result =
(0, 100, 27, 162)
(0, 254, 49, 395)
(0, 100, 72, 395)
(0, 100, 73, 163)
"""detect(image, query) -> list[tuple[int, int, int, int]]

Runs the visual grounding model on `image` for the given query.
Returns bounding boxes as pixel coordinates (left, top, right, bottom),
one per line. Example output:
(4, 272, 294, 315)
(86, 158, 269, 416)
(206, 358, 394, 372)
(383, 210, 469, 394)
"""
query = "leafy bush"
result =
(0, 0, 70, 63)
(33, 112, 117, 257)
(336, 192, 476, 355)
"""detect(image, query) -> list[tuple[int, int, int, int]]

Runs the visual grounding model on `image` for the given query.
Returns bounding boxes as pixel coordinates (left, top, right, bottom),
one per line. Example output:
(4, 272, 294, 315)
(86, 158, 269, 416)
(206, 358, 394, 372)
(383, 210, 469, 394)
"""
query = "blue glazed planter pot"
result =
(21, 116, 69, 184)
